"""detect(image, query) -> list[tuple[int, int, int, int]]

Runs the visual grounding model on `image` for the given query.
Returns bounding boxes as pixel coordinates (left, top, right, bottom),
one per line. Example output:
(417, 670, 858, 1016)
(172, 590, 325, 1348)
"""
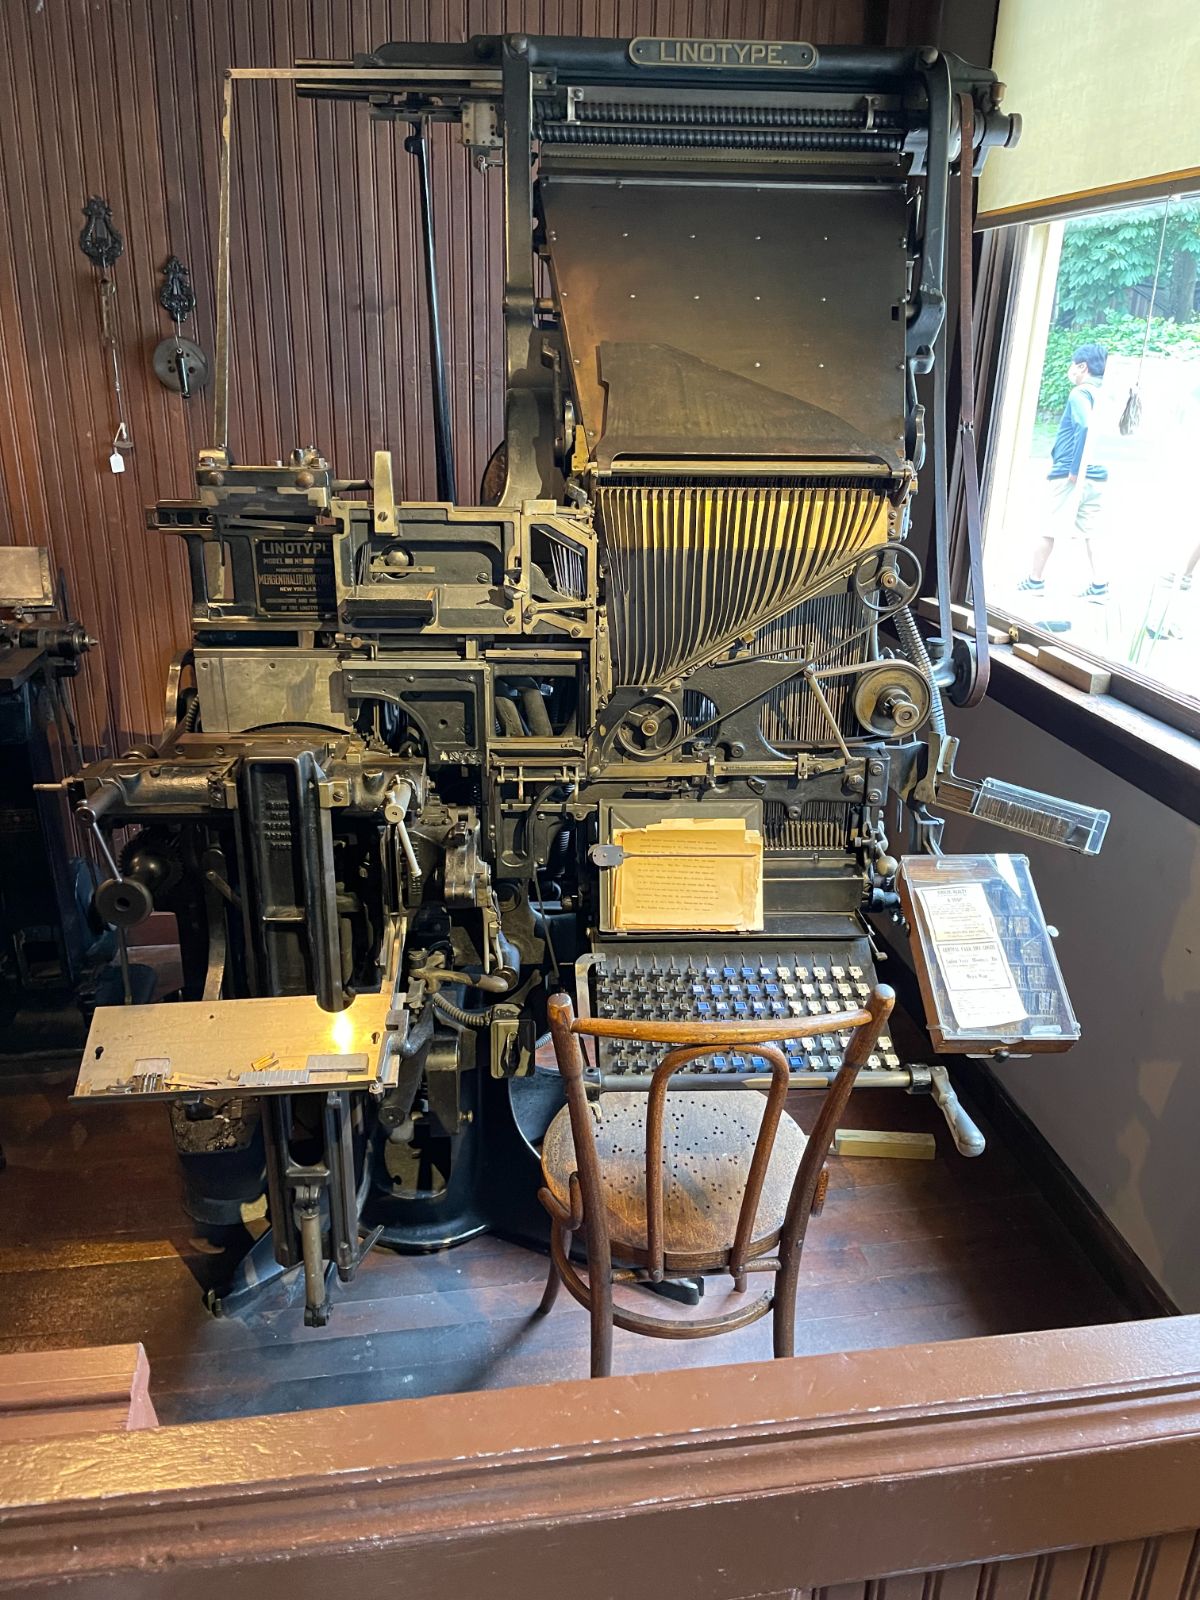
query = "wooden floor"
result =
(0, 1056, 1132, 1426)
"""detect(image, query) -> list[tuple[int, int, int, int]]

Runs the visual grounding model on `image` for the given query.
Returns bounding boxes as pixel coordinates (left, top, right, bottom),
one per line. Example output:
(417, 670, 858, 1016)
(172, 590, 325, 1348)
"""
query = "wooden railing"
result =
(1, 1317, 1198, 1598)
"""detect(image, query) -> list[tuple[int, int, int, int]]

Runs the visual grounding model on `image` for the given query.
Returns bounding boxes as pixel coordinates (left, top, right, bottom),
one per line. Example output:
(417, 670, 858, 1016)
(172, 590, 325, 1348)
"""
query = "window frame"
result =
(969, 195, 1200, 749)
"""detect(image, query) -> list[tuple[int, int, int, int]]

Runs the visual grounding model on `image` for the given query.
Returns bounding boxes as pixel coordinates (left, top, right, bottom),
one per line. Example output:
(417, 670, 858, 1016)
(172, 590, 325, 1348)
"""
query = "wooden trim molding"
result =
(0, 1343, 156, 1445)
(984, 649, 1200, 829)
(2, 1318, 1200, 1598)
(977, 167, 1200, 229)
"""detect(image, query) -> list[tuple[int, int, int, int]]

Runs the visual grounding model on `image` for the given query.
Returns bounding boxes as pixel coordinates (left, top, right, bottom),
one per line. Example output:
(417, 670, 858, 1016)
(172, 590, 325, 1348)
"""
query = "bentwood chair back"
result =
(537, 985, 895, 1376)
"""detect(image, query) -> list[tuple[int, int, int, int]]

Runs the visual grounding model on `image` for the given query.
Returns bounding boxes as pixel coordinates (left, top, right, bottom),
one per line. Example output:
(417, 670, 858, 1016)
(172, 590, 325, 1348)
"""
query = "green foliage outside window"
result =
(1055, 198, 1200, 324)
(1034, 198, 1200, 419)
(1037, 315, 1200, 419)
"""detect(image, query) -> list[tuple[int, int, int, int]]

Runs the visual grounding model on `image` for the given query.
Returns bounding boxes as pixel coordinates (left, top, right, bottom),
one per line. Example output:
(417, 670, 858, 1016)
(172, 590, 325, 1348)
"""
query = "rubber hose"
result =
(431, 992, 496, 1029)
(894, 604, 946, 737)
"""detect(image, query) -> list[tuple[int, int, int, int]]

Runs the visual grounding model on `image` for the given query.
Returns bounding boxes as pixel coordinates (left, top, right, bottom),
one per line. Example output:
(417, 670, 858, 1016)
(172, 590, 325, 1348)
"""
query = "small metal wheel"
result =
(852, 543, 922, 614)
(614, 695, 684, 760)
(153, 336, 210, 394)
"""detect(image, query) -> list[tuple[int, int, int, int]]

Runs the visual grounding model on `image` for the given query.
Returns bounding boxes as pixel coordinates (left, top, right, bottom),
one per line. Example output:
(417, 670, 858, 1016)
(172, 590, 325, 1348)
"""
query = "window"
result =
(982, 193, 1200, 721)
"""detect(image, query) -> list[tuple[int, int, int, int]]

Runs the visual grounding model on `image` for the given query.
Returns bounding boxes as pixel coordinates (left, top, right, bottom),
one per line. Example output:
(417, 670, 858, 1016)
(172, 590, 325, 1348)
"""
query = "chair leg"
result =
(590, 1262, 614, 1378)
(772, 1253, 800, 1359)
(536, 1243, 562, 1317)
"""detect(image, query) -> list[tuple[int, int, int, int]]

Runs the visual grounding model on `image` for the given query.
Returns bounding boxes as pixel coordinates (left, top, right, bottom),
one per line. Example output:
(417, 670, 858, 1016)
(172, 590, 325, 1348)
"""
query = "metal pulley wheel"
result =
(947, 634, 985, 708)
(153, 336, 210, 394)
(851, 543, 922, 614)
(614, 694, 684, 760)
(851, 660, 933, 737)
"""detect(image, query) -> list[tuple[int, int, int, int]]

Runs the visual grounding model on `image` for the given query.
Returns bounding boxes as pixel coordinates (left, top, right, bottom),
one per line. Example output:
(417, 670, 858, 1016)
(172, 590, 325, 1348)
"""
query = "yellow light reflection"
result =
(329, 1010, 357, 1053)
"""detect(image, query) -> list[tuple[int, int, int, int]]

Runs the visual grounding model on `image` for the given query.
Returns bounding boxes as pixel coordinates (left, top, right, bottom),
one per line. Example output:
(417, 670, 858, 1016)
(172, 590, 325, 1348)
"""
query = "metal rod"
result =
(804, 667, 853, 761)
(501, 40, 535, 389)
(212, 72, 234, 453)
(116, 927, 133, 1006)
(596, 1070, 914, 1091)
(406, 121, 457, 502)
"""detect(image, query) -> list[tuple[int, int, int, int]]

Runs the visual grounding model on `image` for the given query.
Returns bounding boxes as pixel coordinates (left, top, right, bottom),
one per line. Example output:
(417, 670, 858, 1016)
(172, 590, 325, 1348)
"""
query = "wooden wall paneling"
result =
(1, 1317, 1200, 1598)
(0, 0, 941, 752)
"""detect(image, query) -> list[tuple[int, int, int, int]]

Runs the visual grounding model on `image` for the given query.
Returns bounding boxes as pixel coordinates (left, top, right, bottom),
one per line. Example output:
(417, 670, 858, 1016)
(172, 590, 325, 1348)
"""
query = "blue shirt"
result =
(1048, 380, 1106, 482)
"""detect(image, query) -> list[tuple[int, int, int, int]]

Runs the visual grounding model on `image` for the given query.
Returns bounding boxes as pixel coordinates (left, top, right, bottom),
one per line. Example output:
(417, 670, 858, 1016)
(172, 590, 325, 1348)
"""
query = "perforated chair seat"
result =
(541, 1091, 808, 1272)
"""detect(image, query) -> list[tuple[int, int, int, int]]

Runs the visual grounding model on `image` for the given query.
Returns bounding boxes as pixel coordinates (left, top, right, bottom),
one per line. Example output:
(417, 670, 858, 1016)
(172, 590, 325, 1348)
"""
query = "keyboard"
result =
(584, 944, 900, 1078)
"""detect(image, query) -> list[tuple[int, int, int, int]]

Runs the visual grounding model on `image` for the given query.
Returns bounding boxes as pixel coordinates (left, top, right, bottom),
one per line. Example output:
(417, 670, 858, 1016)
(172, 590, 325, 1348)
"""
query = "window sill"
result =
(981, 645, 1200, 826)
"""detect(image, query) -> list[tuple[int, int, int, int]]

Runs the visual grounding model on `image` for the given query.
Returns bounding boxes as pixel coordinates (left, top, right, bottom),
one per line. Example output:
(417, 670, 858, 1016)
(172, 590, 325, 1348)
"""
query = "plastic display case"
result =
(896, 854, 1080, 1054)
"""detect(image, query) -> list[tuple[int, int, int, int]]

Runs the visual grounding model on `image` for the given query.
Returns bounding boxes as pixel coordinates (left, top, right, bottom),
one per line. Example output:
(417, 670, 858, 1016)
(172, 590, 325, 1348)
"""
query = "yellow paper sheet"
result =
(610, 816, 763, 932)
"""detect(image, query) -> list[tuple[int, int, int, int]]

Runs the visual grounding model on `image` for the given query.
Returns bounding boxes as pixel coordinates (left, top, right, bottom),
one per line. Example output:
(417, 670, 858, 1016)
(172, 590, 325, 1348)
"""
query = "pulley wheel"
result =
(614, 695, 684, 760)
(851, 661, 933, 737)
(153, 336, 210, 394)
(852, 543, 922, 614)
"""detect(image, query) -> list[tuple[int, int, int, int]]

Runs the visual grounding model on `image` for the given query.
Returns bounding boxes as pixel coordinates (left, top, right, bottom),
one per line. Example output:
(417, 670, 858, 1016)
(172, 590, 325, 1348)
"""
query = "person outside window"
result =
(1017, 343, 1109, 601)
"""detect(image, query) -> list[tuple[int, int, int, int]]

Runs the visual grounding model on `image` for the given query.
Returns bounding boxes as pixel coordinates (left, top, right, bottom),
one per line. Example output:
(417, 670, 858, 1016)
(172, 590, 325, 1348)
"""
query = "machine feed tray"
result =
(73, 989, 399, 1101)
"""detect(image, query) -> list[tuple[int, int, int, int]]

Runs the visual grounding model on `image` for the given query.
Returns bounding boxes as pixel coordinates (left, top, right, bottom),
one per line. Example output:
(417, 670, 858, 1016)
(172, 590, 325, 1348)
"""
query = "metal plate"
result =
(0, 546, 54, 608)
(195, 648, 351, 733)
(628, 37, 818, 70)
(73, 988, 397, 1101)
(541, 171, 907, 467)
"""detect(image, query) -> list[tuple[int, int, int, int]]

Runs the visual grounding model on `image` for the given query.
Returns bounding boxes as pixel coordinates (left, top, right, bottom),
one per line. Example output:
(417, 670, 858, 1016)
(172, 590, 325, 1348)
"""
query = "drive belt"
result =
(953, 89, 990, 707)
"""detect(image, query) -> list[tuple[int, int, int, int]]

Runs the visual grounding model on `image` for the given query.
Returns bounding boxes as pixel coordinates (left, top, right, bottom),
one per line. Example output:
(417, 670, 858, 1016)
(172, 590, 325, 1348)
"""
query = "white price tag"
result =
(109, 450, 126, 474)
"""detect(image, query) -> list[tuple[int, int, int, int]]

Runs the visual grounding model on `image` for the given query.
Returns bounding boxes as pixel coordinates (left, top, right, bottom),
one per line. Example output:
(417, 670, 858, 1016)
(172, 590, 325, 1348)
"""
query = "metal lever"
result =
(928, 1065, 986, 1157)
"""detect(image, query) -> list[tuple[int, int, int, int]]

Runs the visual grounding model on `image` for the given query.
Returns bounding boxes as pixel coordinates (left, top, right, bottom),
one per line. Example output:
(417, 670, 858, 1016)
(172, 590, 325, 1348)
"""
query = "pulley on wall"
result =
(153, 255, 209, 398)
(78, 196, 132, 473)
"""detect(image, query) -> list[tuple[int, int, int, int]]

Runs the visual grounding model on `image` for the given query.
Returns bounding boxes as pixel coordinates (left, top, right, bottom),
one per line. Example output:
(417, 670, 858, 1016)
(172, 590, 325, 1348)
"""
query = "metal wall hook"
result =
(158, 255, 196, 324)
(78, 196, 124, 271)
(154, 253, 209, 399)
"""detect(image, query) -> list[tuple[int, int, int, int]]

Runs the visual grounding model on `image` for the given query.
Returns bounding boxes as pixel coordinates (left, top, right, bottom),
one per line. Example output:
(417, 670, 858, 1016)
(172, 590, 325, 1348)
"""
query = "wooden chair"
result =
(537, 985, 895, 1377)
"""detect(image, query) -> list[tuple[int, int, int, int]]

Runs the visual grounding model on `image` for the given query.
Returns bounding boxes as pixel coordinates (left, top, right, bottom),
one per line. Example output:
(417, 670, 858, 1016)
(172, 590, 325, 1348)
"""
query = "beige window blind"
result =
(979, 0, 1200, 223)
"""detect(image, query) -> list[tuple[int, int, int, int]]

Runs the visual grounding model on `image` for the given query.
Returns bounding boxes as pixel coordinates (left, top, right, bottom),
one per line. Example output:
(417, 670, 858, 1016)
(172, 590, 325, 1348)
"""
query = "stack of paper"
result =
(610, 816, 763, 933)
(915, 881, 1026, 1029)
